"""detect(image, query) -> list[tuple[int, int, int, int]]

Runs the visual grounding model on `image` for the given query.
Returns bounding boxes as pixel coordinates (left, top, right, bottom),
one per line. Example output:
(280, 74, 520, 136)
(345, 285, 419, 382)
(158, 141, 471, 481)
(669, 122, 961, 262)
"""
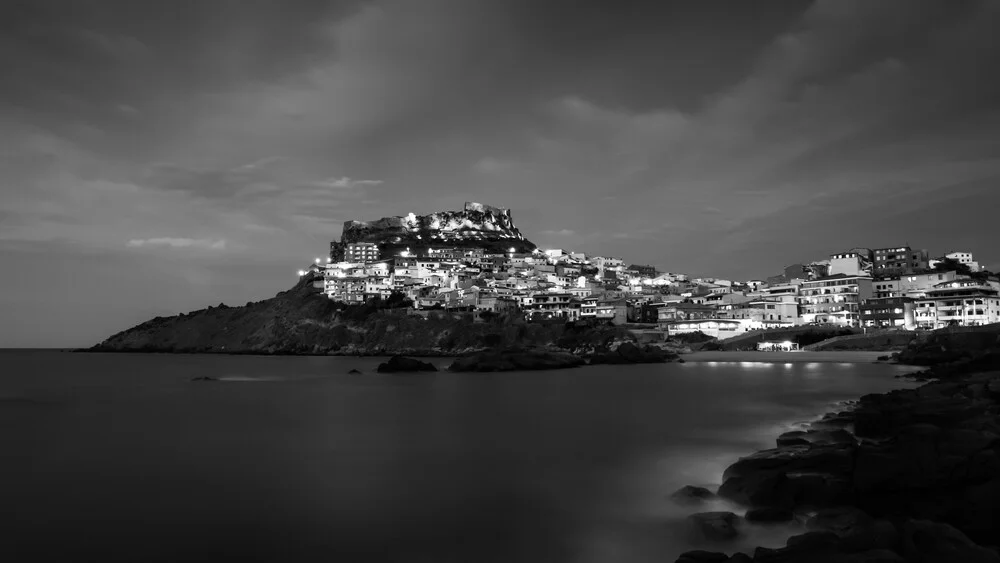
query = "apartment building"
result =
(872, 246, 929, 277)
(798, 274, 873, 327)
(345, 242, 380, 264)
(913, 280, 1000, 329)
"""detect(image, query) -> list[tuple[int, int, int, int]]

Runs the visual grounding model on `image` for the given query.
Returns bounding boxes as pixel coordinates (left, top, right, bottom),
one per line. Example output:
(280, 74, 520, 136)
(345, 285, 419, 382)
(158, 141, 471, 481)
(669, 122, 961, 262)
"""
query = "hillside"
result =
(88, 273, 662, 356)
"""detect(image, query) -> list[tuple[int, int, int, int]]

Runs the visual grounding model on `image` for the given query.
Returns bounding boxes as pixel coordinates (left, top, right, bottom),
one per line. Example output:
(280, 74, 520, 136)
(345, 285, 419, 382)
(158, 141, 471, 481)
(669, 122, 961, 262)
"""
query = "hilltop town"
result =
(308, 202, 999, 339)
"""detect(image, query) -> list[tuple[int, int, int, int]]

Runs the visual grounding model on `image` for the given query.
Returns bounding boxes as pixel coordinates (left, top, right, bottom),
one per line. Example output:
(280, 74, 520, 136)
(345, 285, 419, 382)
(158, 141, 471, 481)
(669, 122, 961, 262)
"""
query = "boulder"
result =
(376, 355, 438, 373)
(718, 444, 857, 509)
(686, 511, 741, 542)
(347, 369, 363, 374)
(448, 349, 585, 372)
(191, 376, 218, 381)
(745, 507, 794, 523)
(805, 507, 895, 553)
(670, 485, 718, 505)
(589, 342, 679, 364)
(899, 519, 1000, 563)
(674, 550, 730, 563)
(725, 554, 753, 563)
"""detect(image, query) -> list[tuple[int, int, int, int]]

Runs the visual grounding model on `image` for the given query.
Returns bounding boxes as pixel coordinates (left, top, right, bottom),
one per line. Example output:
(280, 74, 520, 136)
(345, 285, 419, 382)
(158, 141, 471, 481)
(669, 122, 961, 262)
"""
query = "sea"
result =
(1, 350, 917, 563)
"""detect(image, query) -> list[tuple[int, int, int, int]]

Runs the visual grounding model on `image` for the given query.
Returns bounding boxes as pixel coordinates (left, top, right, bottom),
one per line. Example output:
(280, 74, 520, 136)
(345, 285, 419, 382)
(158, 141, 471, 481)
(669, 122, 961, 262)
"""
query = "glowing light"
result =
(314, 258, 321, 264)
(297, 270, 306, 276)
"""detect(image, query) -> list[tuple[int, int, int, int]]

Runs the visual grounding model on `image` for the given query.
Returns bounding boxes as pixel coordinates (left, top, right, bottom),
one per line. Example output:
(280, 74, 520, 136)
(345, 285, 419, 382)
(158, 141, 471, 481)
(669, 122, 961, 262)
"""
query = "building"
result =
(720, 296, 799, 328)
(525, 292, 579, 321)
(872, 278, 901, 299)
(945, 251, 982, 272)
(898, 271, 959, 298)
(345, 242, 381, 264)
(860, 297, 915, 328)
(913, 280, 1000, 329)
(829, 252, 865, 276)
(661, 319, 744, 339)
(798, 274, 873, 327)
(628, 264, 657, 278)
(872, 246, 929, 277)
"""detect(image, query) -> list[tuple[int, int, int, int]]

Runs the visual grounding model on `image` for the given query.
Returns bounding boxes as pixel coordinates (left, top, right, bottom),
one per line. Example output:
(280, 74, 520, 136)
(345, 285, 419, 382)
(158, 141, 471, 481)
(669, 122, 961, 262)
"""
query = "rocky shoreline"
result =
(670, 335, 1000, 562)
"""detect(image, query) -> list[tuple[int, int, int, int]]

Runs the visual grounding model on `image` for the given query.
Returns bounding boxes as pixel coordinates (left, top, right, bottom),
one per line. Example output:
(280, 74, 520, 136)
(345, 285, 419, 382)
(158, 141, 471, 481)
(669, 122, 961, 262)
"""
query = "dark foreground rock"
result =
(745, 507, 794, 523)
(588, 342, 679, 364)
(448, 349, 585, 372)
(708, 366, 1000, 562)
(686, 511, 742, 541)
(670, 485, 718, 505)
(376, 355, 438, 373)
(190, 376, 218, 381)
(675, 551, 730, 563)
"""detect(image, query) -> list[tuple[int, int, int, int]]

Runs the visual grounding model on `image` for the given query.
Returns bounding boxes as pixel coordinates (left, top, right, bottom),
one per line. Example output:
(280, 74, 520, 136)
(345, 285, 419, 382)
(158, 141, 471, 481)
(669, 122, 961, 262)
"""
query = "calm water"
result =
(2, 351, 915, 563)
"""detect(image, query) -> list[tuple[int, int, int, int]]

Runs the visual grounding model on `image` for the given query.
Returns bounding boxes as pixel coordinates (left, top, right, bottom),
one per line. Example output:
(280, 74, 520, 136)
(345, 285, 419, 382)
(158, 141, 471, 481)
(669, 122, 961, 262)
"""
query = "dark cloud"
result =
(2, 0, 1000, 345)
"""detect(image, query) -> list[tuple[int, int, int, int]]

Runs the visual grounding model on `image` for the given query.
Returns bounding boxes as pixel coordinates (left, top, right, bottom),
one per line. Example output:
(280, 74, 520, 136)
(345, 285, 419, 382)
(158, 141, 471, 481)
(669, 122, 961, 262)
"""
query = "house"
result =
(525, 292, 579, 321)
(594, 298, 629, 324)
(719, 297, 799, 328)
(656, 303, 717, 327)
(798, 274, 874, 327)
(913, 280, 1000, 329)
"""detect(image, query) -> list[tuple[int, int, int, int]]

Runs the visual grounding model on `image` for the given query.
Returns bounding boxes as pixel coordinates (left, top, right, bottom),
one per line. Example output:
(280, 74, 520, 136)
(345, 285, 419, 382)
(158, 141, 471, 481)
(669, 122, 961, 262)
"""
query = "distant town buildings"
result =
(307, 214, 995, 330)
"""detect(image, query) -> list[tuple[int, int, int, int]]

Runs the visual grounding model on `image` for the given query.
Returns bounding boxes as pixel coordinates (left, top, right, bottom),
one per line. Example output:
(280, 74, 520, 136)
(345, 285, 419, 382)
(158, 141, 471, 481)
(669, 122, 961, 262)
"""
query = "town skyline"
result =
(2, 0, 1000, 347)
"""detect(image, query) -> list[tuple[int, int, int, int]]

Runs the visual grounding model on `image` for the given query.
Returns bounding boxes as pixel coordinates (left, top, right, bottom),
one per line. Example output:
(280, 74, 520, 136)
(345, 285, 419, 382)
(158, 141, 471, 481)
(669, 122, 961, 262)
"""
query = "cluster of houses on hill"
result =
(301, 242, 999, 338)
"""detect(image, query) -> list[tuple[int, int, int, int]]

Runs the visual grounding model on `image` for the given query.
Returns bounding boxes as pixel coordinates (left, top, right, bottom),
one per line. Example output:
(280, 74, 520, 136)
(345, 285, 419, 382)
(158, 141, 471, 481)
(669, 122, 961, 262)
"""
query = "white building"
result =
(945, 251, 982, 272)
(913, 280, 1000, 329)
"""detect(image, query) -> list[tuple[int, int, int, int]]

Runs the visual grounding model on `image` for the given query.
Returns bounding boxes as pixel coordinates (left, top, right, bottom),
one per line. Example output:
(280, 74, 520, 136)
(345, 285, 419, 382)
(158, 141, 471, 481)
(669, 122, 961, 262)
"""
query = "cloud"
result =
(126, 238, 226, 250)
(314, 177, 384, 189)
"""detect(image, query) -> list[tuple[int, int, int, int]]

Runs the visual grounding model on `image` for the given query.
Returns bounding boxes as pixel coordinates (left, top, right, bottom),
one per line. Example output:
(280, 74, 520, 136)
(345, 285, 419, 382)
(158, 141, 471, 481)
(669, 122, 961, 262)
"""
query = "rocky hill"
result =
(332, 201, 536, 259)
(88, 274, 683, 357)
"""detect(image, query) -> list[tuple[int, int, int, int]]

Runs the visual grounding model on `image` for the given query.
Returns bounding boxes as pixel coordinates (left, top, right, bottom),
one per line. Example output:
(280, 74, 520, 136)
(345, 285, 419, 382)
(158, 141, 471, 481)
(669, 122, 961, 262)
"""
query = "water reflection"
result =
(2, 352, 920, 563)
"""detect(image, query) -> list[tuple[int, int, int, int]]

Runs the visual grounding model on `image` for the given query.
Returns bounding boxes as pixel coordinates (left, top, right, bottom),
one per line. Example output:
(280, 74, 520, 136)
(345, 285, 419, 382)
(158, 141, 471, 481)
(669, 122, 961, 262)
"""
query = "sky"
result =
(2, 0, 1000, 347)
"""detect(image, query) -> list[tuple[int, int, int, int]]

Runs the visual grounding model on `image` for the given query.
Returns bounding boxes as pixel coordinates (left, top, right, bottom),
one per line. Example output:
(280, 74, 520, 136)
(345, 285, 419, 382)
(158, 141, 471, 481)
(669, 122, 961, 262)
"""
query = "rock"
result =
(745, 507, 794, 523)
(678, 358, 686, 363)
(448, 349, 584, 372)
(807, 507, 885, 552)
(877, 355, 890, 361)
(670, 485, 717, 505)
(686, 511, 741, 542)
(899, 519, 1000, 563)
(777, 429, 857, 448)
(347, 369, 363, 374)
(753, 531, 843, 562)
(725, 554, 753, 563)
(190, 376, 218, 381)
(718, 444, 857, 509)
(376, 355, 438, 373)
(589, 342, 679, 365)
(674, 550, 730, 563)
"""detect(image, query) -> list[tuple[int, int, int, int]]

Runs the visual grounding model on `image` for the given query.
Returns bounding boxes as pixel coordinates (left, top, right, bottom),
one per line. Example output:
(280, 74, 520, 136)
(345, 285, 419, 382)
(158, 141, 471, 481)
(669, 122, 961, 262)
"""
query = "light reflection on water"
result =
(1, 351, 917, 563)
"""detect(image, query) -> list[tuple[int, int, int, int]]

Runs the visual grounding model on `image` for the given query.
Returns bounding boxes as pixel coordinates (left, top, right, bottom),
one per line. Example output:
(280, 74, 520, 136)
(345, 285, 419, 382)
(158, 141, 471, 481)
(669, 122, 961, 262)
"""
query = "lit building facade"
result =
(913, 280, 1000, 329)
(345, 242, 381, 263)
(860, 297, 915, 328)
(798, 274, 873, 327)
(872, 246, 929, 277)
